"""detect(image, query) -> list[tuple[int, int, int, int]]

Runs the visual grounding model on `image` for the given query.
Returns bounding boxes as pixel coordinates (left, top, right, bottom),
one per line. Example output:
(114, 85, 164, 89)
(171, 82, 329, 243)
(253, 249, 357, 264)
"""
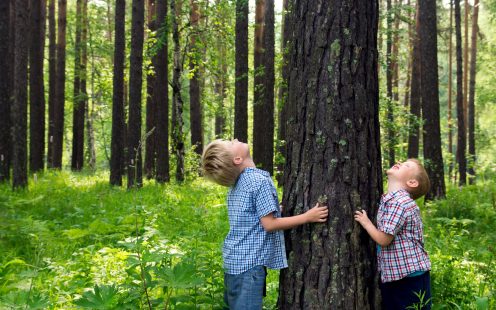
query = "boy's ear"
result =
(233, 156, 243, 165)
(406, 178, 419, 188)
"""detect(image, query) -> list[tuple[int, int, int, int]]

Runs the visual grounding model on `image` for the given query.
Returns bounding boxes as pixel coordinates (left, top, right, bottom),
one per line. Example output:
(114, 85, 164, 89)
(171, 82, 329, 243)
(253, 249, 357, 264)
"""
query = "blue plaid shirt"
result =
(223, 167, 288, 275)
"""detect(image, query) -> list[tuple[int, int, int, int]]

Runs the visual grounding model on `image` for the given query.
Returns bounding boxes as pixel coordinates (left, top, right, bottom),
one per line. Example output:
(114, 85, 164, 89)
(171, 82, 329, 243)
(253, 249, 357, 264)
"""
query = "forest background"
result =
(1, 0, 496, 308)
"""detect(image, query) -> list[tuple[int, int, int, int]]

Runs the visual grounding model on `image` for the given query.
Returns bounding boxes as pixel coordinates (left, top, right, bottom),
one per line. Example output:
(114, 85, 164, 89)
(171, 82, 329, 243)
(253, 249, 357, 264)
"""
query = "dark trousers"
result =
(380, 271, 432, 310)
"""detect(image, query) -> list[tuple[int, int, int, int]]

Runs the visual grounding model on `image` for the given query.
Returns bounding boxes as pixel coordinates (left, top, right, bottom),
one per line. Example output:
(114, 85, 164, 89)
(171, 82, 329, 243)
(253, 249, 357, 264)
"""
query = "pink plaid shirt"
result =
(377, 189, 431, 283)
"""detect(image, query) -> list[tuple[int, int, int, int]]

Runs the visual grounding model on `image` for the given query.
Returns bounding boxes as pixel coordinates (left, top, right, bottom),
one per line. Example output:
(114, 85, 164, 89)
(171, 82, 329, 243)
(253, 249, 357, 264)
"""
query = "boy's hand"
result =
(354, 210, 372, 228)
(304, 203, 328, 223)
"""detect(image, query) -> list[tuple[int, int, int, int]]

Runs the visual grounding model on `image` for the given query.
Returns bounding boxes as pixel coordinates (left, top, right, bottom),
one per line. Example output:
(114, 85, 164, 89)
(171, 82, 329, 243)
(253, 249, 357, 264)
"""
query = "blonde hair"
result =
(406, 159, 431, 200)
(201, 140, 240, 187)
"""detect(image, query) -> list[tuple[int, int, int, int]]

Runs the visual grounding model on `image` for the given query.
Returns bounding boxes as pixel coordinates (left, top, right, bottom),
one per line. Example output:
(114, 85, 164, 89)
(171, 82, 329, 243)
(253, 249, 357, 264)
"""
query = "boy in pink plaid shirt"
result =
(355, 159, 432, 310)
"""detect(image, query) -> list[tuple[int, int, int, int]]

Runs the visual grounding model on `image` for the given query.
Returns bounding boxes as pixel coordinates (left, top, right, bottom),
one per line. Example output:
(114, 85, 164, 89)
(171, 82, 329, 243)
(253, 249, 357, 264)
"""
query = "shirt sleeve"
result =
(378, 200, 406, 235)
(253, 177, 279, 219)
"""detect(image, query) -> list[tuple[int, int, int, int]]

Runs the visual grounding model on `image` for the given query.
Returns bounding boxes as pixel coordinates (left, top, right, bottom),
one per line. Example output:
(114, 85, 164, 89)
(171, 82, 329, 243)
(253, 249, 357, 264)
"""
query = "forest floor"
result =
(0, 171, 495, 309)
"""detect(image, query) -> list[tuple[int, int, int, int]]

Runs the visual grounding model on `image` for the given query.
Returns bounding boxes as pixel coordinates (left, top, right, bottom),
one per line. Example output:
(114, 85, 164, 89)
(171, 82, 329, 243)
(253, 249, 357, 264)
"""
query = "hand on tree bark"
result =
(304, 203, 328, 223)
(354, 210, 373, 229)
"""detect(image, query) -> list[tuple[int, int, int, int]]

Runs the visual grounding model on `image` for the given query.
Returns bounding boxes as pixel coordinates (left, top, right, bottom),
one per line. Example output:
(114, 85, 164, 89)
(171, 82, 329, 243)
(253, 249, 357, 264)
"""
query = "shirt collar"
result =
(241, 167, 269, 177)
(382, 189, 411, 203)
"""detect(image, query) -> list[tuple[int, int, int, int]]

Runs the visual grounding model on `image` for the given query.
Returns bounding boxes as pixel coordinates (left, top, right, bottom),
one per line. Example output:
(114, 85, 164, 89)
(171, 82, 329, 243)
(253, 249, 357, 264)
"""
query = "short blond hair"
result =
(406, 159, 431, 200)
(201, 140, 240, 187)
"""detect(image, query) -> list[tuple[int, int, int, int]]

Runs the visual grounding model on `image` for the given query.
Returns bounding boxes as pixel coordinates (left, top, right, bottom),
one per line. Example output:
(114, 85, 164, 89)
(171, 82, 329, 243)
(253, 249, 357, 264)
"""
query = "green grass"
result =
(1, 171, 495, 309)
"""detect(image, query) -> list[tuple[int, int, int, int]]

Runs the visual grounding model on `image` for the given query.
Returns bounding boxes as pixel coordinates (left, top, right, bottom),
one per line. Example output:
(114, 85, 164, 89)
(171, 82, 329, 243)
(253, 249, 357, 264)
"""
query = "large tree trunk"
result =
(420, 0, 446, 199)
(234, 0, 248, 142)
(171, 0, 184, 182)
(154, 0, 169, 183)
(0, 0, 12, 182)
(253, 0, 275, 174)
(407, 4, 421, 159)
(12, 0, 30, 188)
(47, 0, 56, 168)
(278, 1, 382, 308)
(468, 0, 479, 184)
(127, 0, 145, 188)
(144, 0, 157, 179)
(448, 0, 454, 180)
(189, 0, 203, 155)
(110, 0, 126, 186)
(455, 0, 466, 186)
(52, 0, 67, 169)
(71, 0, 86, 171)
(29, 0, 46, 173)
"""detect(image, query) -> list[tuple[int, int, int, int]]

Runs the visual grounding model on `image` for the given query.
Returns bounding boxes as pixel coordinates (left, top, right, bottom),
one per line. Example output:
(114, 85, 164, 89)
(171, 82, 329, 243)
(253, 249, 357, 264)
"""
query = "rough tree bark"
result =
(278, 0, 382, 308)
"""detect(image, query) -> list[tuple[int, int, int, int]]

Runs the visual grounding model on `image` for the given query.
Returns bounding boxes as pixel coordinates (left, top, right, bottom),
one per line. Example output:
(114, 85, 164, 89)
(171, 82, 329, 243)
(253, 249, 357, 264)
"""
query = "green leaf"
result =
(74, 284, 119, 309)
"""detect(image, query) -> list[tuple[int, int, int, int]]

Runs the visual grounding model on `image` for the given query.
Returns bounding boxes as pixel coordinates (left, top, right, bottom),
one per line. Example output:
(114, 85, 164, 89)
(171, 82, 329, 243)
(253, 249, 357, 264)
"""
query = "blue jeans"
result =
(223, 266, 266, 310)
(380, 271, 432, 310)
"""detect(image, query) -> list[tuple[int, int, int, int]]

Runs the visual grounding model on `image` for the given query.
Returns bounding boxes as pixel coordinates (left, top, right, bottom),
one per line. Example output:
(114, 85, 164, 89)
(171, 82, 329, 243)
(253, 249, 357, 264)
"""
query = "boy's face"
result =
(386, 160, 419, 185)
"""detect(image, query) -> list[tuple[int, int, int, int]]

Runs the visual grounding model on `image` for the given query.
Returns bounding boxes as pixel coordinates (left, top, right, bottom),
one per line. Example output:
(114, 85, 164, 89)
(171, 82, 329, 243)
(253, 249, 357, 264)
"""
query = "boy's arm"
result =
(260, 203, 328, 232)
(354, 210, 394, 247)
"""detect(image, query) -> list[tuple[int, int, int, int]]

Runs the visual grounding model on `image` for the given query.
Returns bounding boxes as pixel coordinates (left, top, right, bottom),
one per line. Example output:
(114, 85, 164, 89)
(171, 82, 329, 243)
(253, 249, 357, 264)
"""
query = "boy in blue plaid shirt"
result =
(202, 139, 328, 309)
(354, 159, 432, 310)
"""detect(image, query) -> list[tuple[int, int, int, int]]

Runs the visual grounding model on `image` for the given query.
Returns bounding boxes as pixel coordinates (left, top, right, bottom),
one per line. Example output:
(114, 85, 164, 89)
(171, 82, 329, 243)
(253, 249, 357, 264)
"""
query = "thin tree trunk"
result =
(189, 0, 203, 155)
(448, 0, 454, 180)
(278, 1, 382, 308)
(110, 0, 126, 185)
(403, 0, 412, 108)
(420, 0, 446, 199)
(47, 0, 56, 168)
(455, 0, 466, 186)
(0, 0, 12, 182)
(392, 0, 401, 105)
(29, 0, 46, 173)
(234, 0, 248, 142)
(463, 0, 469, 133)
(171, 0, 184, 182)
(407, 4, 420, 158)
(12, 0, 30, 188)
(386, 0, 395, 167)
(52, 0, 67, 169)
(71, 0, 85, 171)
(214, 37, 226, 138)
(144, 0, 157, 179)
(127, 0, 145, 188)
(276, 0, 289, 184)
(468, 0, 479, 184)
(154, 0, 169, 183)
